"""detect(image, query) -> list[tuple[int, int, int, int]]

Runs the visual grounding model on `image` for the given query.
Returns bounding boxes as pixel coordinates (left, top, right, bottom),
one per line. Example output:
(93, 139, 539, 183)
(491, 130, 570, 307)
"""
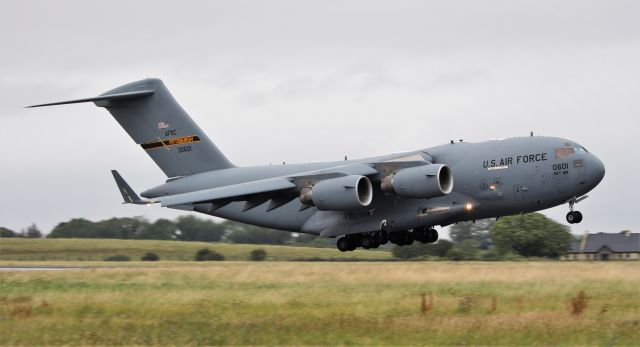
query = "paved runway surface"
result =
(0, 266, 86, 271)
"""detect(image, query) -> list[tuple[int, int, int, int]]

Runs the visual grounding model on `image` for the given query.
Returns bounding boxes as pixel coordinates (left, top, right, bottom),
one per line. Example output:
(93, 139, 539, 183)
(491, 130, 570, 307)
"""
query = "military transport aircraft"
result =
(29, 78, 605, 251)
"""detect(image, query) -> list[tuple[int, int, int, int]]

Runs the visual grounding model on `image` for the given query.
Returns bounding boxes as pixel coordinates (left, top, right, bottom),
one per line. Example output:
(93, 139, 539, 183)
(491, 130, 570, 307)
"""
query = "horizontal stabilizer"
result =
(26, 90, 154, 108)
(111, 170, 151, 205)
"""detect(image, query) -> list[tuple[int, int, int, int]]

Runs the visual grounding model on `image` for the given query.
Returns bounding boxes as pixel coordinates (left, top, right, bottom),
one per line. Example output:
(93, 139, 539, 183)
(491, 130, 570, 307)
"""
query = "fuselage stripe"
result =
(141, 135, 200, 150)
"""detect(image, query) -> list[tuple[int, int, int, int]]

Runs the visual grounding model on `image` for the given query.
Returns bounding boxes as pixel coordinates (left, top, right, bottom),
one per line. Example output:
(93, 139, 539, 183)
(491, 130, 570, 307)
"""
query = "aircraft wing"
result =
(155, 160, 429, 211)
(157, 177, 297, 207)
(156, 162, 380, 210)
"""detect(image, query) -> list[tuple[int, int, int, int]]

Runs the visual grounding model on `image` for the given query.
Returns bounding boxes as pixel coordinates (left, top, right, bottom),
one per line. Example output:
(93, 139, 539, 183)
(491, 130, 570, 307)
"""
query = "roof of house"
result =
(569, 232, 639, 253)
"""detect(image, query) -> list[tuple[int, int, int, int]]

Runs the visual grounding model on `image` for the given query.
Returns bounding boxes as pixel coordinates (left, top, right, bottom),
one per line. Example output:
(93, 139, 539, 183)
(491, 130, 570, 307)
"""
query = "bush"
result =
(141, 252, 160, 261)
(480, 250, 502, 261)
(446, 247, 465, 261)
(104, 254, 131, 261)
(194, 248, 225, 261)
(250, 249, 267, 261)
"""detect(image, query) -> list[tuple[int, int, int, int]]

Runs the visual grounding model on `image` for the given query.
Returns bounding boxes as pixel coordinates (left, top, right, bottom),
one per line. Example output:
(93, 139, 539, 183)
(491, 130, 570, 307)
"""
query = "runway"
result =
(0, 266, 86, 271)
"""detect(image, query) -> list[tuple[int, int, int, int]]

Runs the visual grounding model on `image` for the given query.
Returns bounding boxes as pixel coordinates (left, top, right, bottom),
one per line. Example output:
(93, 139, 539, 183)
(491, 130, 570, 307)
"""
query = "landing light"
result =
(465, 203, 474, 211)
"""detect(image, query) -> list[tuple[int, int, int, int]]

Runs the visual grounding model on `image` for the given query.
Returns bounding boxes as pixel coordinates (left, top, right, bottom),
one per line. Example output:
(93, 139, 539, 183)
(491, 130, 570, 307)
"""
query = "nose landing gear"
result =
(566, 197, 586, 224)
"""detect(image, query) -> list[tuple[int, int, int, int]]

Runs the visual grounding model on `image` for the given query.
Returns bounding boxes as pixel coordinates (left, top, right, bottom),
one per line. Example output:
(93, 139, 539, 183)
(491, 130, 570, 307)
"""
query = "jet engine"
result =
(300, 175, 373, 211)
(381, 164, 453, 199)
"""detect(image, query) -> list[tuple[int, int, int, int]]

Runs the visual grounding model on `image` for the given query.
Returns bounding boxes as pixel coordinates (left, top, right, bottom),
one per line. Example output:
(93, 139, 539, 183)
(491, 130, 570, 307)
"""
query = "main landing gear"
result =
(566, 198, 584, 224)
(336, 227, 439, 252)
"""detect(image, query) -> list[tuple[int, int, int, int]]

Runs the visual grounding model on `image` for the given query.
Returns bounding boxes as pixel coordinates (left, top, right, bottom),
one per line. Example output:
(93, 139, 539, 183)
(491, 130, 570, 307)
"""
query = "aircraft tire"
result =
(361, 235, 375, 249)
(566, 212, 576, 224)
(347, 241, 357, 251)
(429, 228, 439, 243)
(574, 211, 583, 223)
(337, 237, 350, 252)
(388, 232, 399, 245)
(377, 230, 389, 245)
(405, 231, 415, 246)
(413, 227, 429, 243)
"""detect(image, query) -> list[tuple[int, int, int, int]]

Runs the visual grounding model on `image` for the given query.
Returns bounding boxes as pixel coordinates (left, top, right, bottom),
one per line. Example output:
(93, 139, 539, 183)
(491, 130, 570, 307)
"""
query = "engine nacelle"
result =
(381, 164, 453, 199)
(300, 175, 373, 211)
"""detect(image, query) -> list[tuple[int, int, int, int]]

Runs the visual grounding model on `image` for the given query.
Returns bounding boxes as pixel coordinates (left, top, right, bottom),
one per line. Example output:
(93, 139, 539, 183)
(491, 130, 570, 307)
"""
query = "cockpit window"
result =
(577, 146, 589, 153)
(555, 147, 575, 159)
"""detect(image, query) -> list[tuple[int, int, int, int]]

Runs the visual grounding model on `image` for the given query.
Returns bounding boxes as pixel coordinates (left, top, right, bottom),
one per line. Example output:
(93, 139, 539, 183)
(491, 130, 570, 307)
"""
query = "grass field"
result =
(0, 238, 392, 261)
(0, 262, 638, 346)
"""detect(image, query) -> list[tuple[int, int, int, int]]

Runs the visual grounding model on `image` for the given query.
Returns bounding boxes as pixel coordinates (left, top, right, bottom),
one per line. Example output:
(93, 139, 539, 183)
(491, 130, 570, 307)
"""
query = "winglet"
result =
(111, 170, 152, 205)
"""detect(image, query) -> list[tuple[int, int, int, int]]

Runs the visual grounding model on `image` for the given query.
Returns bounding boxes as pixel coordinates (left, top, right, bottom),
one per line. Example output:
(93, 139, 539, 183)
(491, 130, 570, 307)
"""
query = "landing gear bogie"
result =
(337, 237, 350, 252)
(336, 227, 439, 251)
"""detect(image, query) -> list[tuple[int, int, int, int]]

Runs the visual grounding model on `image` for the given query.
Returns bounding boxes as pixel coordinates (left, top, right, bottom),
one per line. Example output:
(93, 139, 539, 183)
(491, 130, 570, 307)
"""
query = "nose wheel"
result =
(566, 211, 583, 224)
(566, 198, 584, 224)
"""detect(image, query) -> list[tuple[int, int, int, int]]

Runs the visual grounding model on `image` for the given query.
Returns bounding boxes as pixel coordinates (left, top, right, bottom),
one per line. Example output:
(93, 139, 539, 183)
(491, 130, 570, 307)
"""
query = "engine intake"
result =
(300, 175, 373, 211)
(381, 164, 453, 199)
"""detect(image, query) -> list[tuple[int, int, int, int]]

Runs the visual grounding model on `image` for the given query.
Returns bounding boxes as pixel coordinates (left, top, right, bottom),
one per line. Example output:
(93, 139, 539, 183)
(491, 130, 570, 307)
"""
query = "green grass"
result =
(0, 262, 638, 346)
(0, 238, 392, 262)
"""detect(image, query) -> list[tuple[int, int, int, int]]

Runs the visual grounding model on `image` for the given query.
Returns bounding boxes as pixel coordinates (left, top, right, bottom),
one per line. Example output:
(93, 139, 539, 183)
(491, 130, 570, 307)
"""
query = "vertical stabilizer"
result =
(97, 78, 234, 177)
(28, 78, 234, 177)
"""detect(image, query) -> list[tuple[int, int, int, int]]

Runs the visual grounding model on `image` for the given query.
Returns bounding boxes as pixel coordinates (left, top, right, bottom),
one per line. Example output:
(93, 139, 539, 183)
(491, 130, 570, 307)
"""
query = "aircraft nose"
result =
(590, 154, 605, 186)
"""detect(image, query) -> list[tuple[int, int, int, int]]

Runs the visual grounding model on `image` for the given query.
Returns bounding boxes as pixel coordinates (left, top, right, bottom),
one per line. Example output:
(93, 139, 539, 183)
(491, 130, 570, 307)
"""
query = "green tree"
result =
(225, 221, 291, 244)
(446, 247, 465, 261)
(25, 223, 42, 238)
(49, 218, 97, 238)
(49, 217, 150, 239)
(449, 219, 494, 249)
(490, 213, 572, 258)
(458, 239, 479, 260)
(136, 218, 176, 240)
(0, 227, 17, 238)
(175, 215, 224, 242)
(94, 217, 149, 239)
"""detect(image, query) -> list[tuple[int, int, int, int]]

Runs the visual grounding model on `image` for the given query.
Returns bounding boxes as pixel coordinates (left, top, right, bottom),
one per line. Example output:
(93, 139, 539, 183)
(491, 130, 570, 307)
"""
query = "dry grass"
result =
(0, 262, 638, 346)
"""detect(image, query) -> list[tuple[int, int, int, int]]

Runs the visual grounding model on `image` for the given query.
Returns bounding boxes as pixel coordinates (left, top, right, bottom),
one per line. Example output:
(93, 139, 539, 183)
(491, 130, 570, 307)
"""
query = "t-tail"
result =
(28, 78, 234, 178)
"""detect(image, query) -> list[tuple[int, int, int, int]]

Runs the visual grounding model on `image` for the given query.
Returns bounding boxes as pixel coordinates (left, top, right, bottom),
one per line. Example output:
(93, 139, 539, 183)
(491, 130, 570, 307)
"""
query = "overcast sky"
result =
(1, 0, 638, 236)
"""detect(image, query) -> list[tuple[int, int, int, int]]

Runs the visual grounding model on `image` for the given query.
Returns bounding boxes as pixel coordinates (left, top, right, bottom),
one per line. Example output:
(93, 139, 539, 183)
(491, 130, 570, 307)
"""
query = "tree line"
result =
(0, 216, 304, 245)
(2, 212, 574, 258)
(392, 212, 573, 260)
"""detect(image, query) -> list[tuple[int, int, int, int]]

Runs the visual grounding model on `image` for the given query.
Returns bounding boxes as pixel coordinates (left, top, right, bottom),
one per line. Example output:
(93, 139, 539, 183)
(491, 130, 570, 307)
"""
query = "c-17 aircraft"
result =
(29, 78, 605, 251)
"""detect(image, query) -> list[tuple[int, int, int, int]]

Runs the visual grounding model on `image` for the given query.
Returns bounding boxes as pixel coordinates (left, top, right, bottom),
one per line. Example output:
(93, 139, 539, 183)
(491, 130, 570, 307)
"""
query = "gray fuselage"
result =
(142, 135, 605, 237)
